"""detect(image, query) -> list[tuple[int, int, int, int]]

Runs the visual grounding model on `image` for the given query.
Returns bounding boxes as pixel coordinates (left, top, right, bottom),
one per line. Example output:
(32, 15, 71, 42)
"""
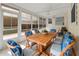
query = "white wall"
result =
(76, 4, 79, 36)
(46, 5, 68, 32)
(66, 4, 79, 36)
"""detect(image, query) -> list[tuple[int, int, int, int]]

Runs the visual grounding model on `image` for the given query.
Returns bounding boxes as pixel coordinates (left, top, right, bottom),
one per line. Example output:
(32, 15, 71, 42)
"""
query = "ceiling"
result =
(14, 3, 71, 18)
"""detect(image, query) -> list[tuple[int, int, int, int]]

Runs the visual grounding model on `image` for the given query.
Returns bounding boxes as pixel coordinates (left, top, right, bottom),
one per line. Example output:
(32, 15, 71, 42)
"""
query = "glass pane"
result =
(55, 17, 64, 25)
(39, 17, 46, 28)
(3, 16, 11, 29)
(21, 12, 31, 32)
(32, 24, 38, 29)
(22, 24, 31, 32)
(39, 24, 43, 29)
(3, 12, 18, 35)
(42, 18, 46, 26)
(48, 18, 52, 24)
(12, 17, 18, 28)
(39, 17, 43, 24)
(32, 16, 38, 29)
(3, 29, 17, 35)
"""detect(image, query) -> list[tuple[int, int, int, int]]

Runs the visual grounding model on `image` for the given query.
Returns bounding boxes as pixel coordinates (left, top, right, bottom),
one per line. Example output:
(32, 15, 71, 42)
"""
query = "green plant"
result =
(42, 29, 48, 33)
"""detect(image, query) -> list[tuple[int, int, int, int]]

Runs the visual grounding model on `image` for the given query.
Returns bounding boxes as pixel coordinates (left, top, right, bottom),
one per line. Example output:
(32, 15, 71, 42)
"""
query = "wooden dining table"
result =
(26, 32, 57, 56)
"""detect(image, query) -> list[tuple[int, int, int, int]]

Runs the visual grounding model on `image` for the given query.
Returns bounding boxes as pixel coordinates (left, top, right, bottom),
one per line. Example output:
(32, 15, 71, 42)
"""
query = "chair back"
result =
(7, 40, 19, 46)
(7, 40, 23, 56)
(61, 32, 74, 56)
(50, 29, 56, 32)
(25, 31, 32, 36)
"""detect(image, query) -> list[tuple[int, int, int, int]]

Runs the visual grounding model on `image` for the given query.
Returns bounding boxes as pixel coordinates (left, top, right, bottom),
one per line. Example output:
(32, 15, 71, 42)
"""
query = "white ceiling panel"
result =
(14, 3, 72, 17)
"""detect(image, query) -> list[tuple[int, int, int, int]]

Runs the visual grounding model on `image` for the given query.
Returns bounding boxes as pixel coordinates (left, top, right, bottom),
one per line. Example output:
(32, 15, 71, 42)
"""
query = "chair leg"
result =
(72, 48, 76, 56)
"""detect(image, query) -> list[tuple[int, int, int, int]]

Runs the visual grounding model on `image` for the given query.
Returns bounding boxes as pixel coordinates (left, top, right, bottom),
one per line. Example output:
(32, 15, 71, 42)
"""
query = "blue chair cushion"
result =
(61, 32, 74, 56)
(25, 31, 36, 46)
(50, 29, 56, 32)
(7, 40, 22, 56)
(7, 40, 19, 46)
(25, 31, 32, 36)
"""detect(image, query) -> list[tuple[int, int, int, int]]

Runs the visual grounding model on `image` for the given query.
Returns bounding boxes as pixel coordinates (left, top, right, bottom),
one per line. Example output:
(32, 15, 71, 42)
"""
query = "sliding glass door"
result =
(32, 16, 38, 30)
(2, 5, 19, 40)
(3, 12, 18, 35)
(21, 12, 31, 32)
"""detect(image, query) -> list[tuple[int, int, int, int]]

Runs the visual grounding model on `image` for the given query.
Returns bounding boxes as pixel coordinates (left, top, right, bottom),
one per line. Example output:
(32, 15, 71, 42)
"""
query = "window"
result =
(48, 18, 52, 24)
(32, 16, 38, 30)
(21, 12, 31, 32)
(22, 24, 31, 31)
(39, 17, 43, 29)
(55, 17, 64, 25)
(39, 17, 46, 29)
(3, 12, 18, 35)
(42, 18, 46, 27)
(71, 4, 75, 23)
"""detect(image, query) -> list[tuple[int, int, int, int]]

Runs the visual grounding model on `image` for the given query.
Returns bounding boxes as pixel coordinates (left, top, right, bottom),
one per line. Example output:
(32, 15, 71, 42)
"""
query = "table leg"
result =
(42, 51, 51, 56)
(38, 45, 51, 56)
(36, 45, 49, 56)
(32, 44, 51, 56)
